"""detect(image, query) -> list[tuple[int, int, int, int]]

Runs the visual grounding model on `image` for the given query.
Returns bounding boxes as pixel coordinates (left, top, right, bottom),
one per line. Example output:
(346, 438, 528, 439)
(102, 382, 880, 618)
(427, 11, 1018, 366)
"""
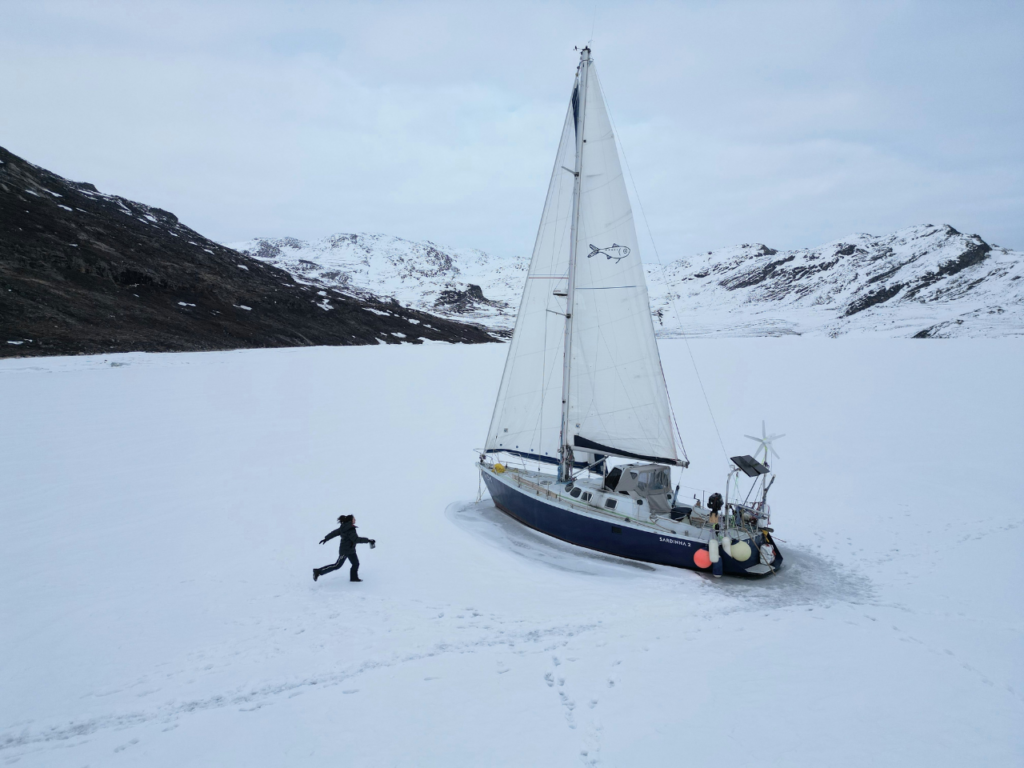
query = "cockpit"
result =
(603, 464, 674, 516)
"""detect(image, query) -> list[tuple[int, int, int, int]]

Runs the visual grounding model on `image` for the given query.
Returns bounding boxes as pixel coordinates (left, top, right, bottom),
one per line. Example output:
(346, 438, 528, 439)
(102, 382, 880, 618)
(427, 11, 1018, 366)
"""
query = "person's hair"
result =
(337, 514, 353, 524)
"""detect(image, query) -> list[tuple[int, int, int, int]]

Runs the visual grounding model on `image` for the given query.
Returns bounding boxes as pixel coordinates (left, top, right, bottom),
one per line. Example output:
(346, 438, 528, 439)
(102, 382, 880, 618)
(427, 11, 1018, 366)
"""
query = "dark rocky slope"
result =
(0, 146, 494, 358)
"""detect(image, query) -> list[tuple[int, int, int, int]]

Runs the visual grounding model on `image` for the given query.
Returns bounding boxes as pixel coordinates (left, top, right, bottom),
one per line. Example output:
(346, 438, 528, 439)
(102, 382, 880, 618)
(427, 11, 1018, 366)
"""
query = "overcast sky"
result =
(2, 0, 1021, 258)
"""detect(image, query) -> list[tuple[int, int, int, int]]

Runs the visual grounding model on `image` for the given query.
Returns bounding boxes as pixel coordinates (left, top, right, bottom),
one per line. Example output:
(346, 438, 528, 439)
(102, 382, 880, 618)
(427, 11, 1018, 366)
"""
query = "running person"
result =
(314, 515, 375, 582)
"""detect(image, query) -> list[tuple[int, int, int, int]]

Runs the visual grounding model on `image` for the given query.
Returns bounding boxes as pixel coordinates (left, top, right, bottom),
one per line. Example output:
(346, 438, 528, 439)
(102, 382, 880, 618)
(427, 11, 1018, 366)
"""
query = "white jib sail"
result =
(566, 64, 678, 465)
(484, 97, 579, 463)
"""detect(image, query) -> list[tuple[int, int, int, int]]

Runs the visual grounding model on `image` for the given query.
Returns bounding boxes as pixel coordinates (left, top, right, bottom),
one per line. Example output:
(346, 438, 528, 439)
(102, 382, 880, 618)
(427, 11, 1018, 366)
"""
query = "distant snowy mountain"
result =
(231, 225, 1023, 338)
(228, 233, 525, 335)
(648, 225, 1023, 338)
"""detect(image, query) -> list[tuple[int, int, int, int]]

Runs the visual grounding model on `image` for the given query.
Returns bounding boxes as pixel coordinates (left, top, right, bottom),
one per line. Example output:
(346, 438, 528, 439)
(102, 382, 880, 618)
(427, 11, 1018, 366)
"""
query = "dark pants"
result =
(317, 551, 359, 579)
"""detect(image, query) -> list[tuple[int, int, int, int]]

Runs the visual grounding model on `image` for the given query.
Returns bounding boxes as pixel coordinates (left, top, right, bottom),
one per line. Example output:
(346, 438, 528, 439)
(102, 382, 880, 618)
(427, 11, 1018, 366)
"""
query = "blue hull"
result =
(482, 470, 781, 576)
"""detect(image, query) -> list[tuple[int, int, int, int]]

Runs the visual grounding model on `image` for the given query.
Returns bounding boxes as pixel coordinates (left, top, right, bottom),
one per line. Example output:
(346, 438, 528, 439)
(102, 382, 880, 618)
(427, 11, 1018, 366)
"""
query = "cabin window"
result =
(636, 499, 643, 505)
(570, 487, 582, 498)
(636, 469, 669, 493)
(582, 492, 592, 502)
(605, 498, 617, 509)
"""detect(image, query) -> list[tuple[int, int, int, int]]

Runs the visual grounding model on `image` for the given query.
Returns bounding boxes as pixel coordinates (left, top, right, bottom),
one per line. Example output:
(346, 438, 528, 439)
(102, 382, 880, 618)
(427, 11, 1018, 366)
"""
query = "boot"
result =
(313, 568, 320, 582)
(350, 569, 362, 582)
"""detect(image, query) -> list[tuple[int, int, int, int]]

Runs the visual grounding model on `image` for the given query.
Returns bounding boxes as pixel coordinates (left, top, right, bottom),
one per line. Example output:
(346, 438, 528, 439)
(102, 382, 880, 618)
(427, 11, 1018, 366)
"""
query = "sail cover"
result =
(484, 96, 578, 464)
(565, 64, 679, 465)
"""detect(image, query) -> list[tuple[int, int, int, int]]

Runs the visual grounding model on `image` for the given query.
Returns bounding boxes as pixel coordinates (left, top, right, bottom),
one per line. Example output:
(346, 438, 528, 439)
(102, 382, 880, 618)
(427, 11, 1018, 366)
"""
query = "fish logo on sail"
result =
(588, 244, 631, 263)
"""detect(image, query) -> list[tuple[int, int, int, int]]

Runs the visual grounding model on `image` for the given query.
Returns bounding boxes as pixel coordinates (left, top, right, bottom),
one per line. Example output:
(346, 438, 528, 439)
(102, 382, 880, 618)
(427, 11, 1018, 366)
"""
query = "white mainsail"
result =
(486, 50, 680, 469)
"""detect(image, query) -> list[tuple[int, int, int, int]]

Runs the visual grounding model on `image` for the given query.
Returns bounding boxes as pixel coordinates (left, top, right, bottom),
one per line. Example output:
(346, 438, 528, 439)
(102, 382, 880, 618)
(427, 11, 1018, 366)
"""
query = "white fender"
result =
(731, 540, 752, 562)
(709, 537, 720, 564)
(721, 537, 732, 558)
(759, 543, 774, 565)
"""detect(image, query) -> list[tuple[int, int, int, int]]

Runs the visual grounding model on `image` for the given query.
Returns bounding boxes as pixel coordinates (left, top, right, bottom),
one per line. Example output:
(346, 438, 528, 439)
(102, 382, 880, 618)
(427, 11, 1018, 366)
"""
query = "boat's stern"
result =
(718, 530, 783, 576)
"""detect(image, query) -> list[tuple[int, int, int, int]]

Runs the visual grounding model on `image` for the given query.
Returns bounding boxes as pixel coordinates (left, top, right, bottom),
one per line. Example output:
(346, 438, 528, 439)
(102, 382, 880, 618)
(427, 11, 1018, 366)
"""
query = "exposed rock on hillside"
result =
(0, 147, 494, 358)
(230, 233, 522, 333)
(649, 225, 1022, 338)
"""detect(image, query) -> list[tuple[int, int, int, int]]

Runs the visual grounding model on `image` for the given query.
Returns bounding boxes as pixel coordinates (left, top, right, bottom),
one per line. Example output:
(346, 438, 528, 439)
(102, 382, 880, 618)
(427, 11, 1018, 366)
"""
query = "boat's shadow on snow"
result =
(716, 545, 876, 609)
(446, 500, 658, 577)
(446, 500, 875, 607)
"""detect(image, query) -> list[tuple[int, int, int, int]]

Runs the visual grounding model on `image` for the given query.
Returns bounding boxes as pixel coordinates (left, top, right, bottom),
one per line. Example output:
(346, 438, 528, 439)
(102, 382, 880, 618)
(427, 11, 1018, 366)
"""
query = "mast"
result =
(559, 46, 590, 482)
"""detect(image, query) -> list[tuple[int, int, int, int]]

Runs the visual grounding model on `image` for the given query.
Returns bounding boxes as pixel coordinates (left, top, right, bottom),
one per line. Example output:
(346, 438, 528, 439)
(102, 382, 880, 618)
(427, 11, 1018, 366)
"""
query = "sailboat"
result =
(478, 47, 783, 577)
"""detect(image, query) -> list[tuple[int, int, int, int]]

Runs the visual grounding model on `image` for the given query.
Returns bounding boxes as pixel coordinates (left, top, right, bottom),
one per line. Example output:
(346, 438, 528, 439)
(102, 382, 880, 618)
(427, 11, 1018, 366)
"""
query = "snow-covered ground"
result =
(229, 226, 1024, 339)
(2, 340, 1022, 766)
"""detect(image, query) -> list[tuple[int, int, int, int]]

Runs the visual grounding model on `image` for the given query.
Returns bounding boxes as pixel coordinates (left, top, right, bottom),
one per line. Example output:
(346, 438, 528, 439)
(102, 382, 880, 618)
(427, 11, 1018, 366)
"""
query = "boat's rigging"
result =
(478, 46, 784, 577)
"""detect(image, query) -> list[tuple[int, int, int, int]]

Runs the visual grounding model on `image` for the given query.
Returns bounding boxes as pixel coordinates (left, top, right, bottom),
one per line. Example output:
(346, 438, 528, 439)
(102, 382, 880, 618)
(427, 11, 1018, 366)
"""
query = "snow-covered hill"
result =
(231, 225, 1023, 339)
(648, 225, 1024, 338)
(228, 233, 526, 334)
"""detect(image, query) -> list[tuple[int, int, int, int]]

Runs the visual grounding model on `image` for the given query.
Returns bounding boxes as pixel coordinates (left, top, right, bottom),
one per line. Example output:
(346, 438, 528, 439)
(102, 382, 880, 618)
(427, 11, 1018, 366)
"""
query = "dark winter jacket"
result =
(322, 521, 371, 555)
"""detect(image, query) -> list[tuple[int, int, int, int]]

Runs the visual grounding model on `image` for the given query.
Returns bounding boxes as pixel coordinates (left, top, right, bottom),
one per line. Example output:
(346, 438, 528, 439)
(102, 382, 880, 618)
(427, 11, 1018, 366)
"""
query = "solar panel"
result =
(731, 455, 770, 477)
